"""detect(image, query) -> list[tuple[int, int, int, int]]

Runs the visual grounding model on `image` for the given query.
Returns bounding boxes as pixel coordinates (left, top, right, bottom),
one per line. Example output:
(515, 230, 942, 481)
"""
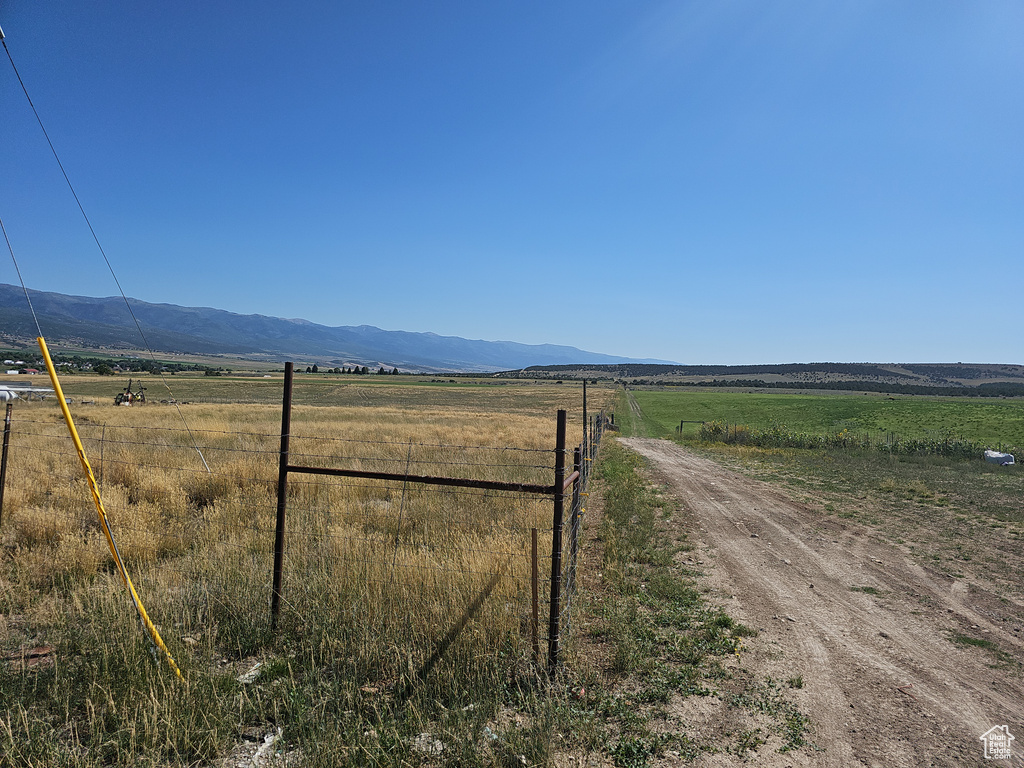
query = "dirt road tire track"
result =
(621, 438, 1024, 768)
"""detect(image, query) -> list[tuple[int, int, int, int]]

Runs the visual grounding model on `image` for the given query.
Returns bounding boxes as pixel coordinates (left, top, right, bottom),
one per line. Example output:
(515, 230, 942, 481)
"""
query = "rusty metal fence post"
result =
(271, 362, 294, 631)
(582, 380, 588, 464)
(547, 409, 567, 674)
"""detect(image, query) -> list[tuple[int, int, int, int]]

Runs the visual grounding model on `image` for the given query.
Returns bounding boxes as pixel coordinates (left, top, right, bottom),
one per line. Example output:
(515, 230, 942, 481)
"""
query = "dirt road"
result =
(621, 438, 1024, 768)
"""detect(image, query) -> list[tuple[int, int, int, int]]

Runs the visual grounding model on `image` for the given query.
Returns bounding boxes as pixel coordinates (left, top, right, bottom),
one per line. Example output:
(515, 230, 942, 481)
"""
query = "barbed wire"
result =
(14, 416, 561, 453)
(11, 441, 566, 502)
(12, 423, 560, 479)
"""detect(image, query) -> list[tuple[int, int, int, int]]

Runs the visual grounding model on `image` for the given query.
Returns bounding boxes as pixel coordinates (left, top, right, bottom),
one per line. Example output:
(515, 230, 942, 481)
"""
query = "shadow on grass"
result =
(396, 569, 504, 701)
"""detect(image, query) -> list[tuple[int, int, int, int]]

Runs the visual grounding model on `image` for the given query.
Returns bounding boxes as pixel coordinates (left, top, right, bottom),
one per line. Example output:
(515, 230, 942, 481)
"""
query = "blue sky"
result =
(2, 2, 1021, 365)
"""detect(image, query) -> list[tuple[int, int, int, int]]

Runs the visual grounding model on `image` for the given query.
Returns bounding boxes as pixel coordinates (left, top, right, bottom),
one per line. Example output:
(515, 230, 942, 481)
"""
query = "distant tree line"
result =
(303, 365, 401, 375)
(899, 363, 1017, 381)
(0, 350, 220, 376)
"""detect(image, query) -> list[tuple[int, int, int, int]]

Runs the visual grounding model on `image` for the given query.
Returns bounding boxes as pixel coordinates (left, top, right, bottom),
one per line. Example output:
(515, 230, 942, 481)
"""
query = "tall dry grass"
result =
(0, 382, 612, 765)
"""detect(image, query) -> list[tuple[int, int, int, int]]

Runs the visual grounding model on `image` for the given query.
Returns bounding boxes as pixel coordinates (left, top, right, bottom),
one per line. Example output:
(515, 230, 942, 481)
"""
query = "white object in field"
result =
(236, 661, 263, 684)
(984, 450, 1015, 466)
(0, 383, 55, 402)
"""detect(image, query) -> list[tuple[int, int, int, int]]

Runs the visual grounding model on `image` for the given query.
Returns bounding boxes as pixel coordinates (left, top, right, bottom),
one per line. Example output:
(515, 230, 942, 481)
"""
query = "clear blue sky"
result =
(2, 2, 1021, 365)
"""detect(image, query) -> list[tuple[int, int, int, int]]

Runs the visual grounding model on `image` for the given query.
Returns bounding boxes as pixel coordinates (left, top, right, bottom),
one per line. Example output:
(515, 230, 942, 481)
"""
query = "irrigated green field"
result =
(629, 388, 1024, 448)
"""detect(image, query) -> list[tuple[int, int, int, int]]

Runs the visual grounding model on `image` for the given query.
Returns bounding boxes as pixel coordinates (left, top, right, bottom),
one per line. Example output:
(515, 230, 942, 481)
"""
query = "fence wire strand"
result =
(1, 409, 606, 670)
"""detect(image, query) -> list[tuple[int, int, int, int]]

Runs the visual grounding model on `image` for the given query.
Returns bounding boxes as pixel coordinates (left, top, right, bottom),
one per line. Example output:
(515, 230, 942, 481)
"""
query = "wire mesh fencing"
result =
(0, 396, 606, 675)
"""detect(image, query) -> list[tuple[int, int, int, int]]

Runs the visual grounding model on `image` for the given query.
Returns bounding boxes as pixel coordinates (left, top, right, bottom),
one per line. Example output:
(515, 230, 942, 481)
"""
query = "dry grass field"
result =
(0, 375, 614, 766)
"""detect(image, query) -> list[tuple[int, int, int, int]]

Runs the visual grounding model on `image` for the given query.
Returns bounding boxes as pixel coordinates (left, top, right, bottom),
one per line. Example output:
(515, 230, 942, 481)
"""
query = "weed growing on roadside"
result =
(729, 678, 811, 752)
(849, 586, 883, 596)
(949, 633, 1017, 669)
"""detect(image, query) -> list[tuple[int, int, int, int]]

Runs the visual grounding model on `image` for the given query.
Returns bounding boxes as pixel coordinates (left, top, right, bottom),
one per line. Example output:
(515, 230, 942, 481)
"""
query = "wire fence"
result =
(0, 387, 606, 675)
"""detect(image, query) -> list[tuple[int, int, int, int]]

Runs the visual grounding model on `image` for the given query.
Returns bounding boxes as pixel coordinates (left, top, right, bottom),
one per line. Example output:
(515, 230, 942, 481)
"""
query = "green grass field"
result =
(629, 388, 1024, 449)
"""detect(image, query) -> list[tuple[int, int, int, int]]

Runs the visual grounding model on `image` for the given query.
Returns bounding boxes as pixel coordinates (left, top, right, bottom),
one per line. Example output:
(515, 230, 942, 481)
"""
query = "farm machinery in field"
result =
(114, 379, 146, 406)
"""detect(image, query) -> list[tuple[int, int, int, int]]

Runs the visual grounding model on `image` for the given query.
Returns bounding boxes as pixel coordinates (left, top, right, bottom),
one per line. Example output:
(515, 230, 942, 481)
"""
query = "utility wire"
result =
(2, 33, 210, 472)
(0, 215, 42, 337)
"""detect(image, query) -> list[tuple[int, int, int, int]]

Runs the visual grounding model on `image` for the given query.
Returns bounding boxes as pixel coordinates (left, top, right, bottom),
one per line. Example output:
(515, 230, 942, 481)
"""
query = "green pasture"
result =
(630, 389, 1024, 449)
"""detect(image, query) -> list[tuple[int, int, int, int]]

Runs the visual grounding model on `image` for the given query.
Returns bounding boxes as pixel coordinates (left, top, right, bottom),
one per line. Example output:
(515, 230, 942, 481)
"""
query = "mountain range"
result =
(0, 284, 674, 372)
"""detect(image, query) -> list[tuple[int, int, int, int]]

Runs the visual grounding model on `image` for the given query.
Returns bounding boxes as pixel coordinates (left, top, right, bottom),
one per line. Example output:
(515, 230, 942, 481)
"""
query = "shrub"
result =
(697, 420, 1012, 460)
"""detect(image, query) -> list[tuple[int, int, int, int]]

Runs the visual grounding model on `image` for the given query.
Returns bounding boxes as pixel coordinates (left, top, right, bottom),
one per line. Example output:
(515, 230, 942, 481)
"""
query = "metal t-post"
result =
(565, 446, 582, 635)
(271, 362, 294, 631)
(582, 380, 588, 463)
(547, 409, 567, 674)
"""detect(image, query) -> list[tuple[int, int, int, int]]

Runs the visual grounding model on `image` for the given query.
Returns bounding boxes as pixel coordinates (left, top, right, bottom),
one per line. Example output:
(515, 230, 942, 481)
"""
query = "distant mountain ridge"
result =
(0, 284, 675, 372)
